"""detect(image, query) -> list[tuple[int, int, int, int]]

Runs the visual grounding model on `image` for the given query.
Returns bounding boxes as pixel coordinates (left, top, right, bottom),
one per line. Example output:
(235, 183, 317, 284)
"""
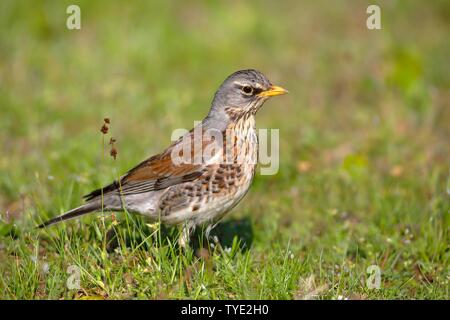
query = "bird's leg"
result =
(205, 223, 219, 246)
(179, 226, 189, 249)
(179, 223, 194, 249)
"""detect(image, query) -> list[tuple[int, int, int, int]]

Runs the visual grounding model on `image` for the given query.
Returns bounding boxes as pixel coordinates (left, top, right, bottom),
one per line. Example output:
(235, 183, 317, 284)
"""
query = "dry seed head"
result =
(101, 124, 109, 134)
(110, 147, 118, 160)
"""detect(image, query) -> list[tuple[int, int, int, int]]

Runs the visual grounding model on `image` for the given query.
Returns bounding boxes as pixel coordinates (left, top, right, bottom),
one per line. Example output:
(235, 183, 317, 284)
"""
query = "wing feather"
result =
(83, 128, 217, 201)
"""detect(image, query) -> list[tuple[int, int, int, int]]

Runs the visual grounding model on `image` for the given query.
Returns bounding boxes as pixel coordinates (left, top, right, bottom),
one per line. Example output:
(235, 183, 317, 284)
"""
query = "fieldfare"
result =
(39, 69, 288, 246)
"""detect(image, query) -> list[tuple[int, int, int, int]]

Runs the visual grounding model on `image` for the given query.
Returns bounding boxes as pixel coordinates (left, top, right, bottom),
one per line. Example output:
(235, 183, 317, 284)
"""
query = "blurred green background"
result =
(0, 1, 448, 299)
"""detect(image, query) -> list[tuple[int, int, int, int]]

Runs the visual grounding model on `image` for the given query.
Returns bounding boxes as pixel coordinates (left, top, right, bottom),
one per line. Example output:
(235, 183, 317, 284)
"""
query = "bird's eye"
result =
(242, 86, 253, 95)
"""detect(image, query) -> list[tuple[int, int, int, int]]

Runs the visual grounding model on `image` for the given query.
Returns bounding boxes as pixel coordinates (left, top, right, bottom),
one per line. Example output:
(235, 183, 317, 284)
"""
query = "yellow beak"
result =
(258, 85, 289, 97)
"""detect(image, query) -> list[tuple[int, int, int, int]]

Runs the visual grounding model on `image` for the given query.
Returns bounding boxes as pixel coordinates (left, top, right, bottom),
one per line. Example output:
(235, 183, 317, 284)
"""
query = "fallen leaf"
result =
(297, 161, 312, 173)
(295, 275, 329, 300)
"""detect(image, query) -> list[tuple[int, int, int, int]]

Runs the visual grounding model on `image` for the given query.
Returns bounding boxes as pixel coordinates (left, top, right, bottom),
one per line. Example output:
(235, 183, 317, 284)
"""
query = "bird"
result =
(38, 69, 288, 246)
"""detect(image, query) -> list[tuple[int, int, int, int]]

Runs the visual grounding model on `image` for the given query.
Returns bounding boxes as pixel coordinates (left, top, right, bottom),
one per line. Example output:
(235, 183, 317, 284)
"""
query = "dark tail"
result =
(37, 201, 103, 228)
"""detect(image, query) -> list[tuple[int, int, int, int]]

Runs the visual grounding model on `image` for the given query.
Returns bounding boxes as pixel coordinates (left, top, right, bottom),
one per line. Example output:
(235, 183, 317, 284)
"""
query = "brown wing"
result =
(83, 128, 216, 201)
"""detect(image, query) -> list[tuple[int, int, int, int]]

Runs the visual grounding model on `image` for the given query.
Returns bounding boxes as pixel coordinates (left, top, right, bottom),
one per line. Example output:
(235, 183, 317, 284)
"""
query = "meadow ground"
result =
(0, 1, 448, 299)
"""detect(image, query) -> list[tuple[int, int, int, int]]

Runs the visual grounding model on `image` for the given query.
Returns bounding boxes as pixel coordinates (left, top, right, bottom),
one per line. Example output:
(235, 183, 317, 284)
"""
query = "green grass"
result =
(0, 0, 449, 299)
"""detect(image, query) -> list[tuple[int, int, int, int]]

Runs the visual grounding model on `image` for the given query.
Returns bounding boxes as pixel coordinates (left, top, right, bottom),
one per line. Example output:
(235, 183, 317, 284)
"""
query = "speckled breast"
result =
(158, 114, 258, 226)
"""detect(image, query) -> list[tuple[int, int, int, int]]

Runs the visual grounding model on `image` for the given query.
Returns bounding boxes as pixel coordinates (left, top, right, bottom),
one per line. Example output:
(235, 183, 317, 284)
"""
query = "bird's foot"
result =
(204, 224, 221, 249)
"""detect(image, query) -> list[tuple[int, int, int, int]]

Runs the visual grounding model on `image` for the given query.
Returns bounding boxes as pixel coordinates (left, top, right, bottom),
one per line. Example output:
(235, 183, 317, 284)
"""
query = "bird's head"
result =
(209, 69, 288, 120)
